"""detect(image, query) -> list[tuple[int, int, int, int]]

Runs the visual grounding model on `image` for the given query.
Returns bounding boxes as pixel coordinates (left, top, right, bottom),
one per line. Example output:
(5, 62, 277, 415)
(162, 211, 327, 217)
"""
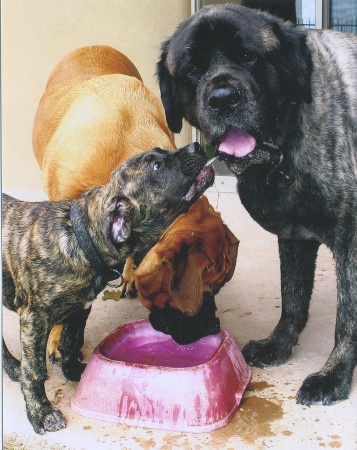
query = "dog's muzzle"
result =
(149, 293, 220, 345)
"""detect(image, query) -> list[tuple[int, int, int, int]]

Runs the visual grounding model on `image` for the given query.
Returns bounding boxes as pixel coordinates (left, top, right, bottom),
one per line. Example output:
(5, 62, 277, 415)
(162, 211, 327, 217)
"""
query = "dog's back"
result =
(32, 46, 175, 200)
(44, 45, 142, 93)
(33, 45, 143, 167)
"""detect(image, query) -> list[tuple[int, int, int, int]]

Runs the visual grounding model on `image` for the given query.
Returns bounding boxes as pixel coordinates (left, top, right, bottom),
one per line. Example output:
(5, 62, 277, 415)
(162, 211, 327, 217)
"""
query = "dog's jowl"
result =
(2, 143, 214, 434)
(157, 4, 357, 405)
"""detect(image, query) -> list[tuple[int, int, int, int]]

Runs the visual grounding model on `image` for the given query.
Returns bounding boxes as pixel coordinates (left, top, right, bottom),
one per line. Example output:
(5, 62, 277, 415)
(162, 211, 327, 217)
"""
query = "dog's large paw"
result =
(242, 337, 294, 367)
(62, 361, 86, 381)
(27, 404, 66, 434)
(297, 370, 351, 406)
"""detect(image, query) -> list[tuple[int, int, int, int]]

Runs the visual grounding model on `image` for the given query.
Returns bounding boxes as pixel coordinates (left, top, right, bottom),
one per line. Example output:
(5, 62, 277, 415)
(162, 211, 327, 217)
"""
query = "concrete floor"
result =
(3, 180, 357, 449)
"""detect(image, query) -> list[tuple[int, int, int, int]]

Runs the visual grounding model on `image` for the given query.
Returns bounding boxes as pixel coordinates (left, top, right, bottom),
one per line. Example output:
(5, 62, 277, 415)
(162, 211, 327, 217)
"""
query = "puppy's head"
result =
(157, 5, 312, 175)
(87, 143, 215, 259)
(135, 196, 239, 343)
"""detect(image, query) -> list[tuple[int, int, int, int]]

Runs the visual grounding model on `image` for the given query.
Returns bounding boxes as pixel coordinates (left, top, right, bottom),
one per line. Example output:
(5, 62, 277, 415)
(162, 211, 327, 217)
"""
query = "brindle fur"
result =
(157, 5, 357, 405)
(2, 144, 213, 434)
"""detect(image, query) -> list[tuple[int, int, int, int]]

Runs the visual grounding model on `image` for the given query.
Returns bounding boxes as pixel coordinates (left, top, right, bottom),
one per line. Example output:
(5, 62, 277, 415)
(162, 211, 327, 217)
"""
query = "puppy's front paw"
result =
(62, 361, 86, 381)
(27, 404, 66, 434)
(297, 370, 350, 406)
(242, 338, 294, 367)
(48, 349, 62, 365)
(122, 255, 137, 298)
(47, 325, 63, 365)
(48, 349, 83, 367)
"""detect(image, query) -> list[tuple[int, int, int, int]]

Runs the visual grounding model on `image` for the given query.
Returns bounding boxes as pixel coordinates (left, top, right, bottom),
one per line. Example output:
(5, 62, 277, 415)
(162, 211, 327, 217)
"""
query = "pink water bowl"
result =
(71, 319, 251, 433)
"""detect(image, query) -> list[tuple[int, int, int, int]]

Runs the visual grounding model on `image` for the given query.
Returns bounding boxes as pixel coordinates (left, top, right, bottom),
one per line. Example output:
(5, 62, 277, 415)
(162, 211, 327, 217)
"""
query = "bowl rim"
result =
(95, 319, 229, 370)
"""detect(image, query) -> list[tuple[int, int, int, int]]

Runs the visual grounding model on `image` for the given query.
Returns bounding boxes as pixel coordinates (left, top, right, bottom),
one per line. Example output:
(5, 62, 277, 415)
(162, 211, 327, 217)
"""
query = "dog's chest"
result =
(84, 299, 95, 309)
(50, 275, 106, 321)
(237, 169, 332, 242)
(77, 275, 106, 306)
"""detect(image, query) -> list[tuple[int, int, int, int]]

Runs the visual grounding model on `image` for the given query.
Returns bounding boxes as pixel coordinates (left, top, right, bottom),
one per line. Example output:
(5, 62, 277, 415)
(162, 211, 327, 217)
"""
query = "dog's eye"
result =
(185, 66, 201, 83)
(188, 66, 199, 77)
(152, 161, 163, 171)
(241, 53, 257, 67)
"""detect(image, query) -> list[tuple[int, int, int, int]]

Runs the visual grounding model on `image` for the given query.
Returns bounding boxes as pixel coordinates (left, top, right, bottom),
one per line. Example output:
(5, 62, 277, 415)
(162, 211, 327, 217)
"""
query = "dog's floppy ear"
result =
(157, 45, 184, 133)
(272, 23, 313, 104)
(162, 244, 206, 316)
(135, 249, 174, 310)
(222, 224, 239, 282)
(135, 242, 206, 316)
(198, 224, 239, 293)
(111, 197, 133, 243)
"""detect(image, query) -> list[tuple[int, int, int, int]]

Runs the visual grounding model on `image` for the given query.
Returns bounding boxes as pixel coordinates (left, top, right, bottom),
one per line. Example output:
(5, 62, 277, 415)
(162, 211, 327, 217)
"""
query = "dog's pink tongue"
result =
(218, 127, 256, 158)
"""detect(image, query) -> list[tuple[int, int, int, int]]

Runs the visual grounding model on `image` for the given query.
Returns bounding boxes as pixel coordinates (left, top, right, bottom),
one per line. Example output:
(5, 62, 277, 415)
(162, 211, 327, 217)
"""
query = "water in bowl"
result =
(100, 322, 222, 368)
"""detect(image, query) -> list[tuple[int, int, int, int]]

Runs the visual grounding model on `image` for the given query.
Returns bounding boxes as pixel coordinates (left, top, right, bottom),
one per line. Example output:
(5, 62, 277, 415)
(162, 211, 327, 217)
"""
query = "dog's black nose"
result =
(185, 142, 203, 154)
(208, 87, 240, 112)
(180, 143, 207, 175)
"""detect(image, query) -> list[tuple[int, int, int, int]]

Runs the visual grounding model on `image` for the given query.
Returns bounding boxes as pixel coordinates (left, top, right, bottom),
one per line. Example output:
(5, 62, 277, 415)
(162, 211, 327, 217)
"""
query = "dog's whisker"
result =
(234, 24, 250, 38)
(210, 179, 220, 210)
(204, 156, 219, 167)
(205, 157, 221, 210)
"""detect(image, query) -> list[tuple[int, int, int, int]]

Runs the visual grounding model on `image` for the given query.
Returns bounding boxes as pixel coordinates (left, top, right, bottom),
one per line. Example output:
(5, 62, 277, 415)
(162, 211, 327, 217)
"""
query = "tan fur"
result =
(32, 45, 175, 200)
(33, 45, 142, 167)
(47, 325, 62, 362)
(136, 196, 239, 316)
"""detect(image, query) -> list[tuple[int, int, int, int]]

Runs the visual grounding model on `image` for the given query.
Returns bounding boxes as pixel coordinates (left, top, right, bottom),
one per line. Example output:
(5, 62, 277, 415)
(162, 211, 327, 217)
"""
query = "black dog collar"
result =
(70, 200, 122, 283)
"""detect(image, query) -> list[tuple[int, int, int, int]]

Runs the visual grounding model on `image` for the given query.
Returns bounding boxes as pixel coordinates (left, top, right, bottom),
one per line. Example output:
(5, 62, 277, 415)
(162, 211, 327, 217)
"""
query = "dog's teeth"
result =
(205, 157, 218, 167)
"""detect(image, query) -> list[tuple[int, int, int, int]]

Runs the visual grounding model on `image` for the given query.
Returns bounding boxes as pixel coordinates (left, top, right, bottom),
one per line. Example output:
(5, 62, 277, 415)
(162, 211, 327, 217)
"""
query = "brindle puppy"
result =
(2, 143, 214, 434)
(157, 5, 357, 406)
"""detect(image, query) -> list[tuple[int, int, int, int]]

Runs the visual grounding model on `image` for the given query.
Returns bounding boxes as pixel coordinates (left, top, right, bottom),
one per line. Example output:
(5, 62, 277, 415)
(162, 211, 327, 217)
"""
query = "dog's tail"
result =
(3, 337, 21, 381)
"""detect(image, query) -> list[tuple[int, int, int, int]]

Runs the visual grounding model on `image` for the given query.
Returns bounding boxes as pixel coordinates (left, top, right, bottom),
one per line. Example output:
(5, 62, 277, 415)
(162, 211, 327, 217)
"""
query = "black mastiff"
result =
(157, 4, 357, 406)
(2, 143, 214, 434)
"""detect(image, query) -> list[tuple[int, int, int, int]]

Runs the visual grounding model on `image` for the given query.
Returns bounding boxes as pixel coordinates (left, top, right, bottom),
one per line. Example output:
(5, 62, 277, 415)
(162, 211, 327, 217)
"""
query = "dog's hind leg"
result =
(3, 338, 21, 381)
(242, 239, 320, 366)
(58, 307, 91, 381)
(297, 231, 357, 405)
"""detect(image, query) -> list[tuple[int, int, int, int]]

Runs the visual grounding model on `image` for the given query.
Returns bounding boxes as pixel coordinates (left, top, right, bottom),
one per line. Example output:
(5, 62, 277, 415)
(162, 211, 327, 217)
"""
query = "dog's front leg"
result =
(58, 307, 91, 381)
(20, 311, 66, 434)
(297, 235, 357, 405)
(242, 239, 320, 366)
